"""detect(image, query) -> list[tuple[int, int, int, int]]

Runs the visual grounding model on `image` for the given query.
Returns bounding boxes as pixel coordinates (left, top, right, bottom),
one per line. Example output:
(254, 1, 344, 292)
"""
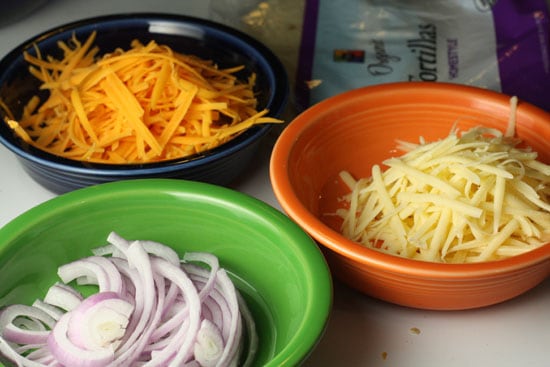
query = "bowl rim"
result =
(0, 12, 289, 175)
(271, 81, 550, 280)
(0, 178, 333, 366)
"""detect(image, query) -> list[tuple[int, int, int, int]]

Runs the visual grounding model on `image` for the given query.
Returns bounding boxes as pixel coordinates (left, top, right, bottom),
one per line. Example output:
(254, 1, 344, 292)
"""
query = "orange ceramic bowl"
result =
(270, 82, 550, 310)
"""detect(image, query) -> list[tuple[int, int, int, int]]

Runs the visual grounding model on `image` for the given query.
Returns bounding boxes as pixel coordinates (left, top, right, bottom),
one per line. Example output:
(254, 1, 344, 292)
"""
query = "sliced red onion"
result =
(106, 232, 130, 253)
(2, 324, 49, 347)
(0, 305, 55, 346)
(66, 292, 133, 351)
(237, 291, 258, 367)
(47, 312, 115, 367)
(25, 351, 56, 366)
(110, 241, 158, 365)
(58, 256, 123, 294)
(140, 240, 181, 266)
(43, 283, 83, 312)
(143, 256, 202, 366)
(147, 300, 189, 347)
(80, 257, 124, 294)
(0, 338, 47, 367)
(182, 252, 220, 301)
(31, 300, 64, 321)
(194, 319, 224, 367)
(213, 269, 242, 367)
(0, 231, 257, 367)
(93, 238, 180, 267)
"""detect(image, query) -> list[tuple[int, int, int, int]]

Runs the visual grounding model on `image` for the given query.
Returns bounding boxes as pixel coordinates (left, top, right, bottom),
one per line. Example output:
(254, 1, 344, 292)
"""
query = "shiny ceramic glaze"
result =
(270, 82, 550, 310)
(0, 179, 332, 366)
(0, 13, 288, 194)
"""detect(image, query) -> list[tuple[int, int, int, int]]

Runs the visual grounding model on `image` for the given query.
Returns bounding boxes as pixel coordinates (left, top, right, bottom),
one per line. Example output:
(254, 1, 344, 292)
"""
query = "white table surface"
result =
(1, 1, 549, 366)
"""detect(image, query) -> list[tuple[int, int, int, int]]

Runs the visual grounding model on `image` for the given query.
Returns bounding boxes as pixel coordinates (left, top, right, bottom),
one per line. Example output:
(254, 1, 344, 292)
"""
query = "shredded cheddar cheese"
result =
(5, 31, 282, 163)
(336, 103, 550, 263)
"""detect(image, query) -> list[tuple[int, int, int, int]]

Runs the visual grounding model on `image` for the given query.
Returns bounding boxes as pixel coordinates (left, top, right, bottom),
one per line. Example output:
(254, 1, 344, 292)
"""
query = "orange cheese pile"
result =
(7, 31, 281, 163)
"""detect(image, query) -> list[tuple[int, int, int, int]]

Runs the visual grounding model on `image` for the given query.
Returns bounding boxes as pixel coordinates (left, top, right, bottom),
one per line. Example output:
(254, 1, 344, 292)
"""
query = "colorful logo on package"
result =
(333, 49, 365, 63)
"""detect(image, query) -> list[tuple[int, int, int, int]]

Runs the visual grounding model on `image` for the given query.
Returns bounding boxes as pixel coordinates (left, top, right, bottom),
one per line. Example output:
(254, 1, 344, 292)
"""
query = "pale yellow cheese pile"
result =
(337, 111, 550, 263)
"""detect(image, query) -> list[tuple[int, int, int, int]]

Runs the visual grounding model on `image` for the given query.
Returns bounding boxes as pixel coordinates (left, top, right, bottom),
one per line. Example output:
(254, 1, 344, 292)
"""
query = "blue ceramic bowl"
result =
(0, 13, 288, 193)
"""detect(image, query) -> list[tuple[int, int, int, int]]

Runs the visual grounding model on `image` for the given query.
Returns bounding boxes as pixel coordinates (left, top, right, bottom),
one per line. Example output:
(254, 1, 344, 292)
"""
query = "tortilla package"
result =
(296, 0, 550, 111)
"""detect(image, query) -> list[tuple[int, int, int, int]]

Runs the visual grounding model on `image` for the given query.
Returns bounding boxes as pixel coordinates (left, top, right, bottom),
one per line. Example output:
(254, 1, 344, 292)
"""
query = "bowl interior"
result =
(0, 179, 331, 366)
(272, 82, 550, 269)
(0, 13, 288, 169)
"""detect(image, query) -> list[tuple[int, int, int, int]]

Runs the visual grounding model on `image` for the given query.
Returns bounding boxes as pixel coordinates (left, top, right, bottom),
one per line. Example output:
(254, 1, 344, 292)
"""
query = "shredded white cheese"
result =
(336, 122, 550, 263)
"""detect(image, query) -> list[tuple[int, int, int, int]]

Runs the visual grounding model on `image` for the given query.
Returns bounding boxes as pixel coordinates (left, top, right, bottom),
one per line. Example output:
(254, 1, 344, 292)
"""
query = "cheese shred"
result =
(336, 104, 550, 263)
(4, 31, 282, 163)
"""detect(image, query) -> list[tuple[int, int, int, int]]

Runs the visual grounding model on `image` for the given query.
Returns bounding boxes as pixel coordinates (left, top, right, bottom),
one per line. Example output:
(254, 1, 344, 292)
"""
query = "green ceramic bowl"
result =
(0, 179, 332, 366)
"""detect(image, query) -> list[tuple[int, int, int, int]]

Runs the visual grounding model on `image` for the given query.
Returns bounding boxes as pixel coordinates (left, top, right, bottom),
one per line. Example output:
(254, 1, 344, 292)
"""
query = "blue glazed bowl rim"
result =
(0, 13, 289, 177)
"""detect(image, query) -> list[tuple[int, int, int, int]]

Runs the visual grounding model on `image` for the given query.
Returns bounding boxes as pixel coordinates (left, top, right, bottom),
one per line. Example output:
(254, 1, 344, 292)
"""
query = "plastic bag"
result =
(295, 0, 550, 111)
(209, 0, 304, 96)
